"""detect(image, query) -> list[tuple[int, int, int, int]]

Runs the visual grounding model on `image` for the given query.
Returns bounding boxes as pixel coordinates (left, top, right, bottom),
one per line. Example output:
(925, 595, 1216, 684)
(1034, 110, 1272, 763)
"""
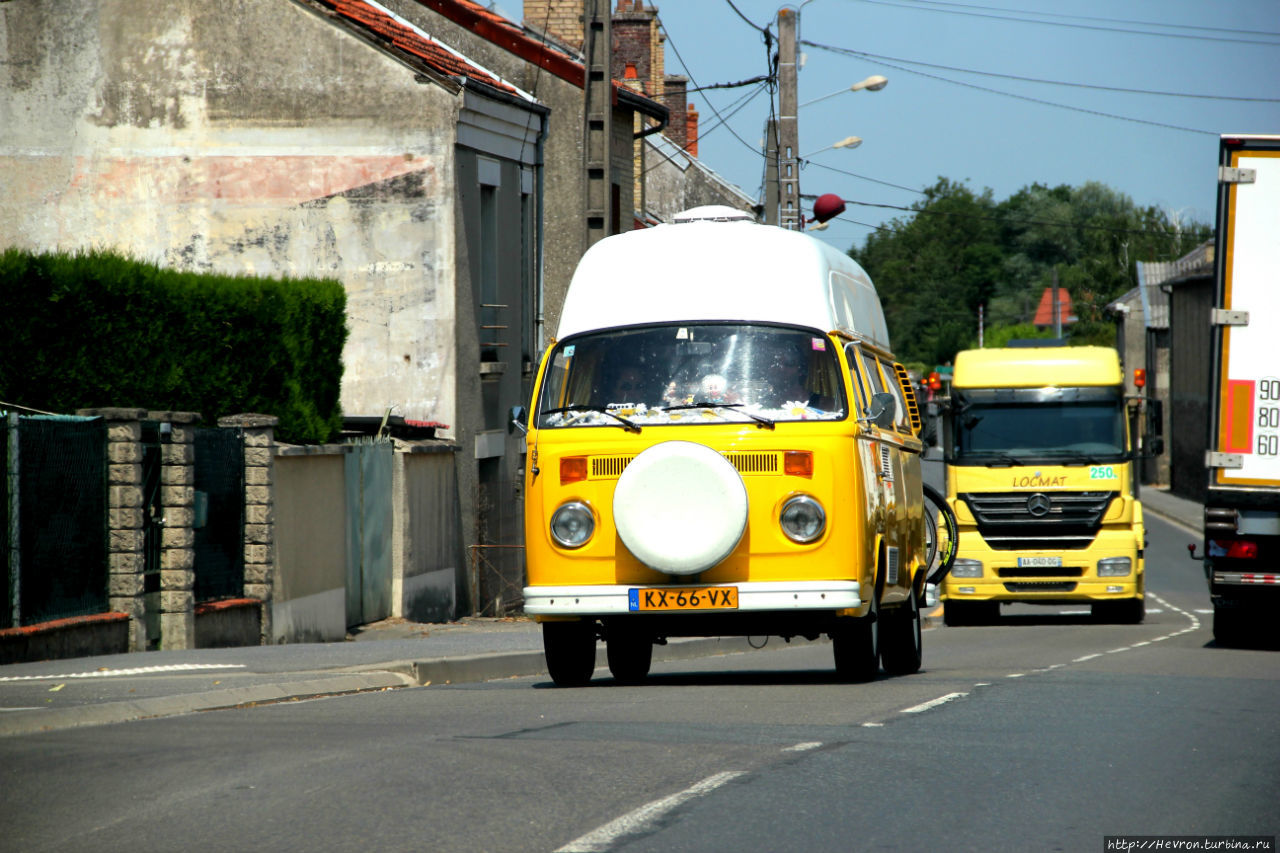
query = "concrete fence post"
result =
(218, 414, 278, 644)
(149, 411, 200, 650)
(78, 407, 148, 652)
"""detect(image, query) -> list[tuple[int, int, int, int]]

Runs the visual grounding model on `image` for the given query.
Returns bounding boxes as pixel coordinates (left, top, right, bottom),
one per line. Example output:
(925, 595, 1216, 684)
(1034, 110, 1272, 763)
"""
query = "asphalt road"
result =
(2, 512, 1277, 852)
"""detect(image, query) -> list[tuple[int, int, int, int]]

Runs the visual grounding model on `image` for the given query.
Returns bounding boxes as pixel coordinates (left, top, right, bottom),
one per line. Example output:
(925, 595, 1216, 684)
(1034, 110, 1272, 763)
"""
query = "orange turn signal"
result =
(560, 456, 588, 485)
(784, 450, 814, 478)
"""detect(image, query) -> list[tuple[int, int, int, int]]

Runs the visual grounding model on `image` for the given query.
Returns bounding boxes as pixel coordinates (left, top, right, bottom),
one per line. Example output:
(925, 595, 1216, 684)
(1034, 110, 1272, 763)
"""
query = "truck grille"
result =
(997, 566, 1084, 578)
(960, 491, 1117, 550)
(1004, 581, 1078, 593)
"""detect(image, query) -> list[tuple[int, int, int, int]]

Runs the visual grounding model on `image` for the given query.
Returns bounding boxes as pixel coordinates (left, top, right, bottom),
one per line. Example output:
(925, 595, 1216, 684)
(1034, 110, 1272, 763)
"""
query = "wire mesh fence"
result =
(469, 544, 525, 617)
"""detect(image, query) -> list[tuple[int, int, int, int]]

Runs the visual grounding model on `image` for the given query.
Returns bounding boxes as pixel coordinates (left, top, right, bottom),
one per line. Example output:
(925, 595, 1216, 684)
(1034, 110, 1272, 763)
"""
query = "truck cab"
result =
(518, 207, 930, 685)
(940, 345, 1146, 624)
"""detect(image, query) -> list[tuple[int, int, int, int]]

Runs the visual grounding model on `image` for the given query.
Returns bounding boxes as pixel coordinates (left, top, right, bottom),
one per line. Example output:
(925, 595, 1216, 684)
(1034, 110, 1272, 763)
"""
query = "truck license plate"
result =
(1017, 557, 1062, 568)
(628, 587, 738, 611)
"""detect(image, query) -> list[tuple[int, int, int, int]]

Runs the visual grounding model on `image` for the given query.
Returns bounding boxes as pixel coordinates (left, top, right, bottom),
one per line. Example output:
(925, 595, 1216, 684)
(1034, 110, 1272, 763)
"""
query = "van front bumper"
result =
(523, 580, 862, 616)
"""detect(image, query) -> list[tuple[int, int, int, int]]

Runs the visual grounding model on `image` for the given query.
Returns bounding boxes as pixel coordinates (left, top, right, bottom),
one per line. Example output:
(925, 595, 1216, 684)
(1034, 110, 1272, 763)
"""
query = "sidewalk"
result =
(1138, 485, 1203, 532)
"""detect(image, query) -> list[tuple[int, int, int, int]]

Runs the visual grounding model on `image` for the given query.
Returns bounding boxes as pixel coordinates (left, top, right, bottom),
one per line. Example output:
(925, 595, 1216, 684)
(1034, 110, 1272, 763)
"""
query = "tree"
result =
(849, 179, 1211, 364)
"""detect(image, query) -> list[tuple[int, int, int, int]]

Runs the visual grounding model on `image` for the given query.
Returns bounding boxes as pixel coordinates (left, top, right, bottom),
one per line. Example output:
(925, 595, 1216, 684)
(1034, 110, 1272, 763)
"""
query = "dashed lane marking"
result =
(556, 771, 747, 853)
(902, 692, 969, 714)
(782, 742, 822, 752)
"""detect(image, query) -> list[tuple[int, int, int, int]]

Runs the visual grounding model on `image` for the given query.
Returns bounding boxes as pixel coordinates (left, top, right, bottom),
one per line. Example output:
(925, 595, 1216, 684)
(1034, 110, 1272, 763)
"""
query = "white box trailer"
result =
(1202, 133, 1280, 645)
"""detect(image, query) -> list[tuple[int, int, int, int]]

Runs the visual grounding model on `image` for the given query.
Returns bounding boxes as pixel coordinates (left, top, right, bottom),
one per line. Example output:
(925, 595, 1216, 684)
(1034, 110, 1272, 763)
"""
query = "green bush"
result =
(0, 249, 347, 443)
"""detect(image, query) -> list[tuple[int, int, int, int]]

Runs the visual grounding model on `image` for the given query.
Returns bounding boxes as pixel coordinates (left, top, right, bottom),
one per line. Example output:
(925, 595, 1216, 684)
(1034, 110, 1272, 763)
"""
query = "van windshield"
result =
(536, 324, 847, 429)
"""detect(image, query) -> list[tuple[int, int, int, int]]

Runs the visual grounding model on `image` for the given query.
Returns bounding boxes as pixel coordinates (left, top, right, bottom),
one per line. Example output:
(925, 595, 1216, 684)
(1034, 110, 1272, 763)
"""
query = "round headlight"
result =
(780, 495, 825, 543)
(550, 501, 594, 548)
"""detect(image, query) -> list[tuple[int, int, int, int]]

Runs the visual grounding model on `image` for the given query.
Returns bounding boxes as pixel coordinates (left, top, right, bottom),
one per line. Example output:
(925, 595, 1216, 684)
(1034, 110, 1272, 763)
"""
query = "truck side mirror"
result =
(508, 405, 527, 435)
(1144, 399, 1163, 456)
(1147, 399, 1163, 435)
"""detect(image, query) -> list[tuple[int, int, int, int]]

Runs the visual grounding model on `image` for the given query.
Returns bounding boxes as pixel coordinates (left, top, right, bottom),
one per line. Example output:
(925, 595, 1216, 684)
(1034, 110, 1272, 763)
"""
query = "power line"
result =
(804, 40, 1218, 136)
(807, 45, 1280, 103)
(895, 0, 1280, 40)
(839, 0, 1280, 47)
(805, 160, 929, 196)
(722, 0, 769, 34)
(659, 21, 771, 161)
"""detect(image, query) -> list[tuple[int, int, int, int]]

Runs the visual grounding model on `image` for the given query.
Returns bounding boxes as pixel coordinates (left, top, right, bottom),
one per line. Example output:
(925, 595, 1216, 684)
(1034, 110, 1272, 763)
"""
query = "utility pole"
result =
(583, 0, 612, 250)
(763, 119, 779, 225)
(777, 9, 800, 230)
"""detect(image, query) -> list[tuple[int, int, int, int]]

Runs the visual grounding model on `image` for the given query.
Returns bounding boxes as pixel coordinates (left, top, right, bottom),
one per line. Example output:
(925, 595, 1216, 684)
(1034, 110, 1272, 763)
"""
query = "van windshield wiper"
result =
(663, 402, 776, 430)
(541, 405, 641, 433)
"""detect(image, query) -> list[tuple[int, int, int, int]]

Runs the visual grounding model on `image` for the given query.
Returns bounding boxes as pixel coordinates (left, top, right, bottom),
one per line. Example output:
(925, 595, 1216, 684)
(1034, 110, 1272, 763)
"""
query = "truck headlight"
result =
(780, 495, 825, 543)
(1097, 557, 1131, 577)
(951, 558, 983, 578)
(550, 502, 594, 548)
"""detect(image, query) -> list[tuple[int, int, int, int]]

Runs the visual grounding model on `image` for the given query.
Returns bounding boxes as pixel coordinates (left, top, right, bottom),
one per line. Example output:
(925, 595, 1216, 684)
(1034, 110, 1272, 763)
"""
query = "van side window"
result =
(859, 350, 887, 401)
(878, 357, 911, 432)
(843, 343, 869, 413)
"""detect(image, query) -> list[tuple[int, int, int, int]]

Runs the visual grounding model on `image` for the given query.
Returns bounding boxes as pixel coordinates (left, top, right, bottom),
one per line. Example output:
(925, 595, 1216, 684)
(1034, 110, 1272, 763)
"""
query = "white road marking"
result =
(555, 771, 747, 853)
(0, 663, 246, 683)
(782, 742, 822, 752)
(1073, 653, 1101, 662)
(902, 692, 969, 714)
(861, 722, 885, 727)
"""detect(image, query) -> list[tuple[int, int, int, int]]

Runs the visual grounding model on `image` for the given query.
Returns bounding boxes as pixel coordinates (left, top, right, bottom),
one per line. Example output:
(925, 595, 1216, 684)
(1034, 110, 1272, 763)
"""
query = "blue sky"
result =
(649, 0, 1280, 255)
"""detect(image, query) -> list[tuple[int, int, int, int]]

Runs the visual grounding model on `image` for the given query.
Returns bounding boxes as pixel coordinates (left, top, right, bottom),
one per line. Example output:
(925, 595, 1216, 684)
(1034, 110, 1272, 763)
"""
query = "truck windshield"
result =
(535, 324, 847, 429)
(951, 389, 1125, 463)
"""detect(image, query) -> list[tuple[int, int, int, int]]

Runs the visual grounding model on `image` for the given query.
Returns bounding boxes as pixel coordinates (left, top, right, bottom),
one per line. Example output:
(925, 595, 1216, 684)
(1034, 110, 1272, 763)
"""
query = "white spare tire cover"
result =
(613, 441, 748, 575)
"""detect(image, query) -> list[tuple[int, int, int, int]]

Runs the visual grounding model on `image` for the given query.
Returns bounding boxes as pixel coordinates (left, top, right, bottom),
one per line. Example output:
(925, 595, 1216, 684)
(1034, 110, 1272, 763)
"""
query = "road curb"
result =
(0, 672, 413, 737)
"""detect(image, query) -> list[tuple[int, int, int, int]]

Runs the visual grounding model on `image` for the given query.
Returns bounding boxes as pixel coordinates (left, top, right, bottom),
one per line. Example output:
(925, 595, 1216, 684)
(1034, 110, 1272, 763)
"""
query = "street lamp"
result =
(801, 75, 889, 108)
(800, 135, 862, 160)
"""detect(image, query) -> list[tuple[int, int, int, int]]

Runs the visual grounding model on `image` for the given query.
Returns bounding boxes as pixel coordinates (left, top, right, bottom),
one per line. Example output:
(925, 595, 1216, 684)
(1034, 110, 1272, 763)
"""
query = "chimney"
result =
(663, 74, 688, 151)
(524, 0, 584, 49)
(686, 103, 698, 158)
(612, 2, 653, 89)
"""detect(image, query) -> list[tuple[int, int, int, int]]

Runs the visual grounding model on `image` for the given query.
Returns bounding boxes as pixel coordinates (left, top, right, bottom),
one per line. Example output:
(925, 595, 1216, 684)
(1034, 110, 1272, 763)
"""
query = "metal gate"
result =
(193, 427, 244, 602)
(345, 441, 392, 628)
(9, 415, 107, 626)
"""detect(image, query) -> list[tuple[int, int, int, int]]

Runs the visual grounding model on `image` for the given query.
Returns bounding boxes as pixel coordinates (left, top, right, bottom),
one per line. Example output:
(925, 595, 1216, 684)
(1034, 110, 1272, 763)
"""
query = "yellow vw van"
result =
(517, 207, 928, 685)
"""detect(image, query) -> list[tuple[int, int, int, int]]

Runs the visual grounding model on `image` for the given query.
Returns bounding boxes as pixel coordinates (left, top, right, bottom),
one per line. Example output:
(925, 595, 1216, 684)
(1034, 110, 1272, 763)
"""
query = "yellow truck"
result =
(939, 345, 1146, 624)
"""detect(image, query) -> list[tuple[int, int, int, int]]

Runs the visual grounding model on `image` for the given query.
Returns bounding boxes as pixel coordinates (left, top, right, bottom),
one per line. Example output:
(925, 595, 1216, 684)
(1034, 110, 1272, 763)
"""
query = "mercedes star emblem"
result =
(1026, 493, 1052, 517)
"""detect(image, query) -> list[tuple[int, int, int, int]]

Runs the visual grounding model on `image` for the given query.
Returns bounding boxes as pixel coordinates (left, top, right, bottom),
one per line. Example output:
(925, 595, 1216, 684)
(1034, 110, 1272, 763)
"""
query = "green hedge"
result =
(0, 249, 347, 444)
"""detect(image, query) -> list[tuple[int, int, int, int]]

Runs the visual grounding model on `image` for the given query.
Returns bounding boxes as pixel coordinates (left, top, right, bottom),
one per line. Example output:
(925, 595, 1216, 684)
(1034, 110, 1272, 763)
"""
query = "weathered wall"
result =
(384, 0, 631, 341)
(0, 0, 459, 429)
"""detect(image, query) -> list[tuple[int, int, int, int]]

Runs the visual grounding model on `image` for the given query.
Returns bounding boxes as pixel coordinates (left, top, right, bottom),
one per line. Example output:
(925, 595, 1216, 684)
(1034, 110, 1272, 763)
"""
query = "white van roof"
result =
(555, 212, 891, 350)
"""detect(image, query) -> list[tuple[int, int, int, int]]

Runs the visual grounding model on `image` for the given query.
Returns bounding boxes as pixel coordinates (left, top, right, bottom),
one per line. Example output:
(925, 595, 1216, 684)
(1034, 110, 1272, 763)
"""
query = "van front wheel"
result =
(833, 596, 879, 682)
(879, 589, 922, 676)
(543, 621, 596, 687)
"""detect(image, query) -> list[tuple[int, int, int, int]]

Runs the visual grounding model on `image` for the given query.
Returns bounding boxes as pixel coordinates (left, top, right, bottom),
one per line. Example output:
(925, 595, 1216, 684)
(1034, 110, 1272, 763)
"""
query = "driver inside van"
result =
(770, 337, 839, 410)
(604, 365, 646, 408)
